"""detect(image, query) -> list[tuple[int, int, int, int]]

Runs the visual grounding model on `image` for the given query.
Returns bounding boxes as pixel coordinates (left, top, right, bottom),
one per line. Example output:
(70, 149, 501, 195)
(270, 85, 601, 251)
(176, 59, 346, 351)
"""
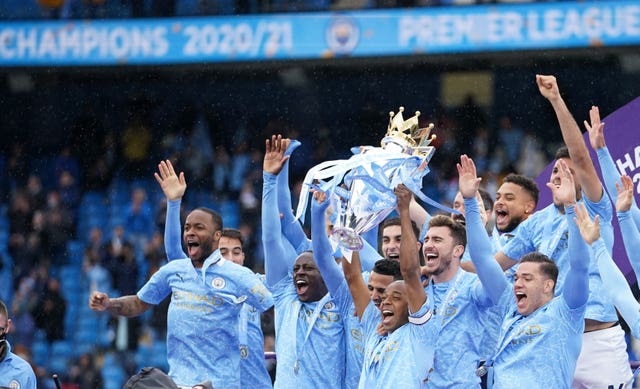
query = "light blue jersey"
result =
(501, 195, 617, 322)
(240, 302, 274, 389)
(491, 291, 585, 389)
(425, 269, 494, 388)
(0, 342, 36, 389)
(164, 198, 273, 388)
(359, 300, 436, 389)
(270, 276, 345, 389)
(138, 252, 273, 387)
(332, 281, 365, 389)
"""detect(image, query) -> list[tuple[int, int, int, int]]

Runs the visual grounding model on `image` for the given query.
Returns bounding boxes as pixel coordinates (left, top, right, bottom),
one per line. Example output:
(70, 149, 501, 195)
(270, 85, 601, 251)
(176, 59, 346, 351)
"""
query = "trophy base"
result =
(331, 227, 364, 251)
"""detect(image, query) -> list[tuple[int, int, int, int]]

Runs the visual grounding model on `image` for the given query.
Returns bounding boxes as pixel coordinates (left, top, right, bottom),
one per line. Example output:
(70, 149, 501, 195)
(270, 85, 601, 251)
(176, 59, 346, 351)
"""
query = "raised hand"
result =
(574, 203, 600, 245)
(263, 134, 291, 175)
(311, 189, 330, 213)
(394, 184, 413, 213)
(89, 291, 110, 311)
(584, 105, 606, 150)
(615, 175, 635, 212)
(456, 155, 482, 200)
(536, 74, 561, 102)
(154, 159, 186, 201)
(546, 159, 576, 207)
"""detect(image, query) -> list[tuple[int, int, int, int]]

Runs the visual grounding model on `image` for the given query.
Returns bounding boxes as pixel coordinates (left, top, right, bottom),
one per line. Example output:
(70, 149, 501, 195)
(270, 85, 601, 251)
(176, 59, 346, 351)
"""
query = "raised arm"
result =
(310, 190, 347, 294)
(342, 250, 370, 319)
(262, 135, 295, 287)
(155, 159, 188, 260)
(278, 139, 312, 253)
(89, 291, 152, 318)
(551, 159, 588, 309)
(457, 155, 508, 303)
(586, 108, 640, 228)
(616, 175, 640, 279)
(396, 184, 426, 314)
(537, 75, 603, 203)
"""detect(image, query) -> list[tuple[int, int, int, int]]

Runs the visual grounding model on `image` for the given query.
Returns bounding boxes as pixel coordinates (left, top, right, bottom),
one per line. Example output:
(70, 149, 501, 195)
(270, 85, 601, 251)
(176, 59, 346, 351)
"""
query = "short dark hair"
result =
(478, 188, 494, 213)
(221, 228, 243, 246)
(520, 252, 559, 291)
(194, 207, 223, 231)
(0, 300, 6, 319)
(381, 216, 400, 230)
(380, 216, 419, 240)
(427, 215, 467, 248)
(554, 145, 570, 160)
(502, 174, 540, 206)
(372, 259, 403, 281)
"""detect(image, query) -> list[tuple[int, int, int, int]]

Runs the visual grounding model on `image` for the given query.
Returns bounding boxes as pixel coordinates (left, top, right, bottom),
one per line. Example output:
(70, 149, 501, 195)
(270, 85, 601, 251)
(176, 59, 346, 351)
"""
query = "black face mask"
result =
(0, 330, 7, 362)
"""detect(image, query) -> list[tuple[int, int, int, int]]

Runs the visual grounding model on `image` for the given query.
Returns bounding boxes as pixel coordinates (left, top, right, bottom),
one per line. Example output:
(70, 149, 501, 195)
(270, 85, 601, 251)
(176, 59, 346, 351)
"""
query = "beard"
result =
(497, 214, 524, 234)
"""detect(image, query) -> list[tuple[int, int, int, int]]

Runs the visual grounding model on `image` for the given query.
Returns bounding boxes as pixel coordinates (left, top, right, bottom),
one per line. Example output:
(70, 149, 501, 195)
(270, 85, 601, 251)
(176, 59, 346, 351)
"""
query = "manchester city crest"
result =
(211, 277, 226, 289)
(325, 16, 360, 55)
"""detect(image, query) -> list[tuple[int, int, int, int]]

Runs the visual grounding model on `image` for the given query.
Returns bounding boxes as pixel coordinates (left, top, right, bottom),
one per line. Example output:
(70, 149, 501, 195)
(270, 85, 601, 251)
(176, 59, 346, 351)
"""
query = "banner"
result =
(0, 1, 639, 66)
(535, 96, 640, 283)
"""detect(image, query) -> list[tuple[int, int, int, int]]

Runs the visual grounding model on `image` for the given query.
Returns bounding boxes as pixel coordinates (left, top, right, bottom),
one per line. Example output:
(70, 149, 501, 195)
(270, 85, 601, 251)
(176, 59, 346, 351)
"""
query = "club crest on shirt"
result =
(211, 277, 226, 289)
(240, 345, 249, 359)
(9, 380, 20, 389)
(324, 301, 336, 310)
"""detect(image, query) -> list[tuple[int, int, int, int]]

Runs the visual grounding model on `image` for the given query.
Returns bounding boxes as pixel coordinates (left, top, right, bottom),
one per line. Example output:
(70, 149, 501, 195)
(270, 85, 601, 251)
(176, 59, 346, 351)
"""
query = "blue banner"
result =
(1, 1, 639, 66)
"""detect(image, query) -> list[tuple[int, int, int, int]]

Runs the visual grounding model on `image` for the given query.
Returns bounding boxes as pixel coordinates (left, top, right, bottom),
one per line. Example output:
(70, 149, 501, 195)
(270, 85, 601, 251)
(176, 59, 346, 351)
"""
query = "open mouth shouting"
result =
(186, 239, 201, 259)
(495, 208, 508, 228)
(386, 251, 400, 261)
(381, 308, 395, 327)
(452, 213, 466, 226)
(295, 278, 309, 296)
(515, 290, 527, 312)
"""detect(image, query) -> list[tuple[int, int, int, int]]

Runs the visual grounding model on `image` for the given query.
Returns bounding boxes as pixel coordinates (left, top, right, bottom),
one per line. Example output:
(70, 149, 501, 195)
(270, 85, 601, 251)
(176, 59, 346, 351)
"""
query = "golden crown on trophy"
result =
(381, 106, 436, 158)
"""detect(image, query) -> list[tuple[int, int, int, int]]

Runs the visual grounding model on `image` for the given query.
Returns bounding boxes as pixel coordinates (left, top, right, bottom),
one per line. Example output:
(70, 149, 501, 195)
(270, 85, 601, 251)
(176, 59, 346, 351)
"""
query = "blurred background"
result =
(0, 0, 639, 387)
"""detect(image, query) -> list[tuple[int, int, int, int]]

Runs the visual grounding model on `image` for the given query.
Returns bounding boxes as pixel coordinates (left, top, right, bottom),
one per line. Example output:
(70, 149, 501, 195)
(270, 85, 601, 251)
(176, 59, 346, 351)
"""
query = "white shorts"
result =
(572, 323, 633, 389)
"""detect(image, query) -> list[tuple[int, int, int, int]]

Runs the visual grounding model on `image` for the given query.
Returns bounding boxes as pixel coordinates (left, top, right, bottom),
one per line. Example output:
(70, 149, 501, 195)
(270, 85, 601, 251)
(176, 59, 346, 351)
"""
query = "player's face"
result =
(549, 158, 580, 207)
(292, 254, 328, 302)
(513, 262, 554, 316)
(368, 272, 395, 310)
(494, 182, 533, 233)
(380, 281, 409, 333)
(422, 226, 458, 278)
(219, 236, 245, 265)
(183, 210, 221, 265)
(381, 225, 401, 261)
(451, 192, 466, 225)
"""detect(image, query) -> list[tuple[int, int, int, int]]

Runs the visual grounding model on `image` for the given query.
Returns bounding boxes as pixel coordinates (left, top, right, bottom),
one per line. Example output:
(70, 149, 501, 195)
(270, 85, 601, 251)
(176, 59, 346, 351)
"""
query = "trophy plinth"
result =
(330, 227, 364, 251)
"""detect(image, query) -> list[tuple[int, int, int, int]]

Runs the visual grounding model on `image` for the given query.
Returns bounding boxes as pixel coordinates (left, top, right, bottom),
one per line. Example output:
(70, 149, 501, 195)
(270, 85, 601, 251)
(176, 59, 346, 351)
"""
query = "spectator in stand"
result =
(68, 352, 104, 389)
(121, 113, 152, 179)
(496, 115, 524, 169)
(9, 277, 37, 348)
(57, 170, 80, 218)
(25, 175, 46, 211)
(8, 190, 33, 259)
(42, 190, 75, 265)
(82, 247, 112, 293)
(124, 187, 155, 251)
(33, 278, 66, 343)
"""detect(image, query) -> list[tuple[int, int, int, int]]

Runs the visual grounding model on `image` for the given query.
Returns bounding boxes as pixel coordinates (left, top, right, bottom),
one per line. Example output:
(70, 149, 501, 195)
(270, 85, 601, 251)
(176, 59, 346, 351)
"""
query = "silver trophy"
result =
(295, 107, 439, 252)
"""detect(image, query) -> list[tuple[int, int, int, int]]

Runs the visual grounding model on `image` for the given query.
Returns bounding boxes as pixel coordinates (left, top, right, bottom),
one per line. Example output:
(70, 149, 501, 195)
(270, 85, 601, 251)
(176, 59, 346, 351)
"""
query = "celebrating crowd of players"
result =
(78, 74, 640, 389)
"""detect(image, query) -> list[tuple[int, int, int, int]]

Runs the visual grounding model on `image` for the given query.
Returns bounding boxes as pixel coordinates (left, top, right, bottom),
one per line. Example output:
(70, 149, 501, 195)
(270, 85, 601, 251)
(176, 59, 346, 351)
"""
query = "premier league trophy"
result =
(294, 107, 452, 253)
